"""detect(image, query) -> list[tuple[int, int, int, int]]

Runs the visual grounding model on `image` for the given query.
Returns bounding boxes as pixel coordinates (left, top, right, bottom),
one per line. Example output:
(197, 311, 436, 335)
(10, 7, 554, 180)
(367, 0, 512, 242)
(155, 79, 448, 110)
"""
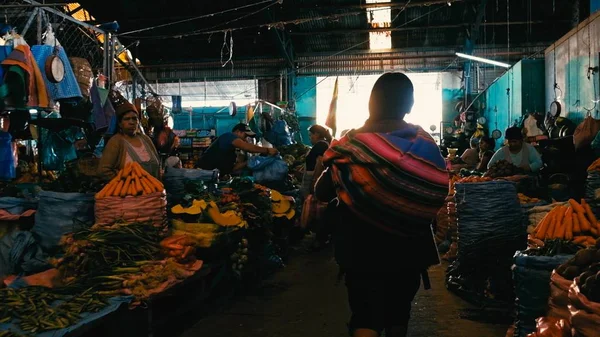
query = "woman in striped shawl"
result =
(315, 73, 448, 337)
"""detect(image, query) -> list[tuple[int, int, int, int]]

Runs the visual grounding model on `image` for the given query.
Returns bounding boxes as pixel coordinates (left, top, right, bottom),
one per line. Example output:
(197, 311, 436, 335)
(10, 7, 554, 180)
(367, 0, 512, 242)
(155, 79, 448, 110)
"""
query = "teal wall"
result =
(484, 59, 546, 149)
(292, 77, 317, 145)
(173, 107, 248, 136)
(593, 0, 600, 14)
(545, 13, 600, 125)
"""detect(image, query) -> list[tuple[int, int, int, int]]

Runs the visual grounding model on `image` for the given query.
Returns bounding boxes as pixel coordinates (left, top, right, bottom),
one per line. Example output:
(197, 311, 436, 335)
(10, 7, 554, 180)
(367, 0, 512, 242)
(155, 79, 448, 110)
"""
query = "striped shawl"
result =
(322, 124, 449, 237)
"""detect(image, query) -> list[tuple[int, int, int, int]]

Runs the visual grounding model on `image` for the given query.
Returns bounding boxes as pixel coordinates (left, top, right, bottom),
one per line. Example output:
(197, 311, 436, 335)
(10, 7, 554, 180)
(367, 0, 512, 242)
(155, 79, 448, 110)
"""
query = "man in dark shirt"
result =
(197, 123, 278, 175)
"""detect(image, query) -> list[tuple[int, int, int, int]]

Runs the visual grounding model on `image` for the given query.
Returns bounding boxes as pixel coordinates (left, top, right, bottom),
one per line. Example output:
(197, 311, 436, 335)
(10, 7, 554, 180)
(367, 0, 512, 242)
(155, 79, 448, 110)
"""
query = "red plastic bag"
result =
(548, 271, 573, 320)
(568, 281, 600, 337)
(574, 116, 600, 150)
(95, 191, 167, 228)
(526, 317, 572, 337)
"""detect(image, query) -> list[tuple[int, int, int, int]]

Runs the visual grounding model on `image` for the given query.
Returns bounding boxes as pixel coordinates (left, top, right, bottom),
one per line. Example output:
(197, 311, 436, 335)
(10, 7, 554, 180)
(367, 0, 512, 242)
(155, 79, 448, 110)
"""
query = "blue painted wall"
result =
(593, 0, 600, 14)
(292, 77, 317, 145)
(172, 107, 247, 136)
(484, 59, 546, 149)
(545, 12, 600, 126)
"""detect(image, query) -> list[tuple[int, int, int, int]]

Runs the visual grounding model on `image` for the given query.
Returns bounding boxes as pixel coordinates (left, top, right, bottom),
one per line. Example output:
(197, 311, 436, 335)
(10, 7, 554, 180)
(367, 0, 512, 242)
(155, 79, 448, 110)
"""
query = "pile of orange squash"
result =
(532, 199, 599, 246)
(95, 162, 164, 198)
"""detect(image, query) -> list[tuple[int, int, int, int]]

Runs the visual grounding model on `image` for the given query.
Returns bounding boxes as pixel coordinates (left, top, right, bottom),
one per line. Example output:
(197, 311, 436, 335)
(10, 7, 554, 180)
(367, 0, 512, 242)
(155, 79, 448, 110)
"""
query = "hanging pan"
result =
(550, 100, 562, 117)
(491, 129, 502, 140)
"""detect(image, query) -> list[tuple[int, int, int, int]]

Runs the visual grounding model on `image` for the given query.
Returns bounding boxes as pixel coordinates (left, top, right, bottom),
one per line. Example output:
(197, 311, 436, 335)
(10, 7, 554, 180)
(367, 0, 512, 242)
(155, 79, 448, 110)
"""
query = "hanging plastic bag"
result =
(573, 115, 600, 150)
(0, 131, 15, 180)
(247, 155, 289, 183)
(40, 126, 78, 171)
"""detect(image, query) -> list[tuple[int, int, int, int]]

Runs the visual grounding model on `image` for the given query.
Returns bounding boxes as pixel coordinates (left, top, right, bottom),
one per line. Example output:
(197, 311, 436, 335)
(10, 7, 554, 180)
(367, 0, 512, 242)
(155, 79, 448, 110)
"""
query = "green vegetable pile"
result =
(0, 286, 107, 334)
(58, 222, 163, 283)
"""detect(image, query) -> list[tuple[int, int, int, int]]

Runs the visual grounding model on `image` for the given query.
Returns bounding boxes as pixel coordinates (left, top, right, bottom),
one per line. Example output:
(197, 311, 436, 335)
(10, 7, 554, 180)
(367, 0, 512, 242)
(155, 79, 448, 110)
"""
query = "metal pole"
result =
(108, 33, 116, 88)
(36, 8, 42, 45)
(21, 7, 38, 35)
(103, 33, 109, 79)
(279, 71, 283, 102)
(23, 0, 105, 34)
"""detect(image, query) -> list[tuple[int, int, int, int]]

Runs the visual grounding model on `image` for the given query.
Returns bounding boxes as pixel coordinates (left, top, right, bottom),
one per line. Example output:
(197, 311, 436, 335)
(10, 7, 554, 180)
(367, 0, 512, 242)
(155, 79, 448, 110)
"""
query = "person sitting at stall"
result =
(475, 136, 495, 172)
(487, 126, 543, 173)
(301, 125, 333, 198)
(197, 123, 278, 176)
(98, 102, 161, 181)
(459, 137, 480, 167)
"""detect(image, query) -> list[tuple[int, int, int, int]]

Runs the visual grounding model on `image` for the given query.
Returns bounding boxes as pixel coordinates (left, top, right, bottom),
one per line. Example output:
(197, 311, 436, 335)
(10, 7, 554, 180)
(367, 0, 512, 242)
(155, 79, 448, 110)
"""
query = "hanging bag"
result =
(573, 115, 600, 150)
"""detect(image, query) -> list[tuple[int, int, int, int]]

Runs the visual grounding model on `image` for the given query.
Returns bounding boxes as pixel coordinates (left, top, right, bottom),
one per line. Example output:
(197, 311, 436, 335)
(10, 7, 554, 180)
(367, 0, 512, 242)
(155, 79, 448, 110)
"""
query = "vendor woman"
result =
(475, 136, 495, 172)
(98, 102, 161, 181)
(487, 126, 543, 173)
(197, 123, 278, 175)
(301, 125, 332, 198)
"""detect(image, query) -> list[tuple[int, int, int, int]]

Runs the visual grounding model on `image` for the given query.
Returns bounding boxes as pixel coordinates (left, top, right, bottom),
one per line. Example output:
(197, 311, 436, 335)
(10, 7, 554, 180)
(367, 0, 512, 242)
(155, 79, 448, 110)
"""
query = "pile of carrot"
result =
(533, 199, 599, 246)
(95, 162, 164, 199)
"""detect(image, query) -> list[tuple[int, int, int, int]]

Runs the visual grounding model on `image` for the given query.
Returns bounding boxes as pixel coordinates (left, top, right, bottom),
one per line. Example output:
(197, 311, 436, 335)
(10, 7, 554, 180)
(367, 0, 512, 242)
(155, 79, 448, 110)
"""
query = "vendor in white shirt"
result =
(487, 126, 543, 173)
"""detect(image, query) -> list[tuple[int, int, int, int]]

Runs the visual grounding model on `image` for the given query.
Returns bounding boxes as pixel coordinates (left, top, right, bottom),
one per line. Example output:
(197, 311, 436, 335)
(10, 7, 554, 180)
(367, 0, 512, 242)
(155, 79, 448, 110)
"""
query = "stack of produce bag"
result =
(94, 162, 167, 228)
(446, 180, 524, 302)
(511, 247, 575, 337)
(436, 196, 458, 260)
(586, 159, 600, 216)
(519, 193, 547, 230)
(525, 241, 600, 337)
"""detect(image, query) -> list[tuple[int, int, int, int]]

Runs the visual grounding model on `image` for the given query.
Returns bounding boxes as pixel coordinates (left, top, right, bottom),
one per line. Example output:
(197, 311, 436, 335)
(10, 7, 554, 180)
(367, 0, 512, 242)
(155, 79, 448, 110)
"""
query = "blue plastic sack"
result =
(512, 252, 573, 337)
(247, 155, 289, 183)
(0, 131, 15, 180)
(32, 191, 95, 252)
(0, 197, 37, 215)
(449, 181, 526, 300)
(0, 230, 50, 278)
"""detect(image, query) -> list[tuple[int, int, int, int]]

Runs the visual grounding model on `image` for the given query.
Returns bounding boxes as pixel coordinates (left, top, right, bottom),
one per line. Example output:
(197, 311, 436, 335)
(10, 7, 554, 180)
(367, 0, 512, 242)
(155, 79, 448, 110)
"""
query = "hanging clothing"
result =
(2, 45, 51, 109)
(90, 80, 114, 131)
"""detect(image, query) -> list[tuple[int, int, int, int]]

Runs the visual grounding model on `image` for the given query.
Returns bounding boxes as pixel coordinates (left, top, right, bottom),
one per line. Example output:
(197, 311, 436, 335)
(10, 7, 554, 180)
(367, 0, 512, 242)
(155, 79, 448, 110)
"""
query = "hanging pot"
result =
(228, 102, 237, 116)
(45, 54, 64, 83)
(550, 101, 562, 117)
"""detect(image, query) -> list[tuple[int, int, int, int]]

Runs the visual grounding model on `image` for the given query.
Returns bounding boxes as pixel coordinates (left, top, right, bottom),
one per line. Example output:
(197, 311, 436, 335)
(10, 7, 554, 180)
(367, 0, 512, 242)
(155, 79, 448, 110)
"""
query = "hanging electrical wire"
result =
(218, 4, 450, 100)
(220, 30, 234, 68)
(118, 0, 276, 36)
(122, 0, 435, 40)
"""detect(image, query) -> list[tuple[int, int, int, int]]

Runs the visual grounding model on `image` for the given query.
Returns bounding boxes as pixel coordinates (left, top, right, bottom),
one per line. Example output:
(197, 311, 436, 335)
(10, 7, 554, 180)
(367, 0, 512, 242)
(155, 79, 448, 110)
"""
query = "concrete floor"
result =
(181, 244, 510, 337)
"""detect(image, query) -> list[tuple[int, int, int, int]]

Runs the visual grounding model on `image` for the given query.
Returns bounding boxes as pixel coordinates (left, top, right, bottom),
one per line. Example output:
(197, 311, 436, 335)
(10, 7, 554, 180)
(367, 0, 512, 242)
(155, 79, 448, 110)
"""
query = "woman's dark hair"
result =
(480, 136, 495, 150)
(368, 72, 414, 121)
(308, 125, 333, 143)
